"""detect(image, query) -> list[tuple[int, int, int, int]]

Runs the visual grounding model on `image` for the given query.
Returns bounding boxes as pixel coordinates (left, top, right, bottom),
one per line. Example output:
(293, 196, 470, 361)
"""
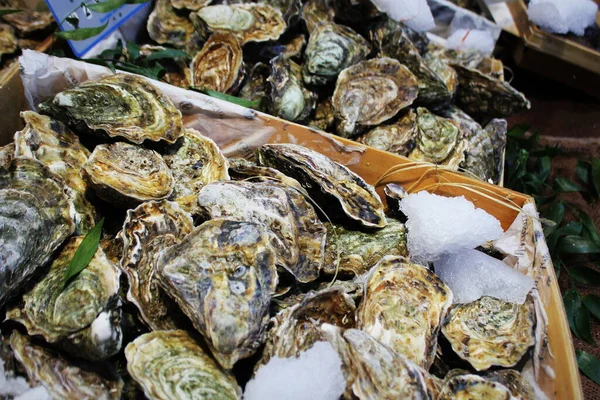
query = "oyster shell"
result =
(14, 111, 96, 234)
(197, 181, 326, 283)
(1, 9, 53, 36)
(191, 3, 286, 44)
(303, 23, 370, 86)
(190, 32, 245, 94)
(477, 57, 505, 81)
(0, 142, 14, 167)
(155, 218, 278, 369)
(0, 158, 74, 307)
(438, 373, 515, 400)
(238, 62, 270, 111)
(358, 256, 452, 369)
(331, 0, 380, 23)
(82, 142, 174, 207)
(163, 128, 230, 214)
(170, 0, 212, 10)
(423, 54, 458, 96)
(10, 331, 123, 400)
(442, 296, 535, 371)
(332, 57, 419, 138)
(147, 0, 204, 52)
(323, 218, 407, 277)
(462, 119, 507, 184)
(486, 370, 535, 400)
(268, 54, 317, 122)
(119, 200, 194, 331)
(7, 237, 122, 361)
(258, 0, 302, 25)
(257, 143, 387, 229)
(357, 109, 417, 156)
(0, 23, 16, 58)
(227, 157, 304, 193)
(309, 96, 335, 132)
(39, 74, 184, 144)
(125, 330, 241, 400)
(301, 0, 335, 33)
(244, 33, 307, 62)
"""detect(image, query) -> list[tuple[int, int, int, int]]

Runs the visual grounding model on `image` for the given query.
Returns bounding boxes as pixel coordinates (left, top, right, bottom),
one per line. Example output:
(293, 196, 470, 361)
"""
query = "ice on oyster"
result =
(39, 74, 183, 144)
(147, 0, 204, 52)
(0, 158, 74, 307)
(125, 330, 241, 400)
(358, 256, 452, 369)
(82, 142, 174, 207)
(257, 143, 387, 229)
(155, 218, 278, 369)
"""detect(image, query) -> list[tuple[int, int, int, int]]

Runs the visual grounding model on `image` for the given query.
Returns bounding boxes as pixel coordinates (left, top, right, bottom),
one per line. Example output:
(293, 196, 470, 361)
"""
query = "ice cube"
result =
(243, 341, 346, 400)
(435, 248, 535, 304)
(446, 29, 495, 54)
(399, 191, 504, 262)
(371, 0, 435, 32)
(527, 0, 598, 36)
(0, 359, 31, 398)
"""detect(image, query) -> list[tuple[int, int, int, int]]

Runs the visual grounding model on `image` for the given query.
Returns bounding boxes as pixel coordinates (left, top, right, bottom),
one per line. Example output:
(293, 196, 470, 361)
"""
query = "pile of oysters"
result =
(0, 71, 539, 399)
(141, 0, 531, 185)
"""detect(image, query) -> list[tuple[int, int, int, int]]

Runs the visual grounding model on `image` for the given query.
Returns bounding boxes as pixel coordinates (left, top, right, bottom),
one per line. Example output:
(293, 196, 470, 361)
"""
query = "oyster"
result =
(155, 218, 278, 368)
(331, 0, 380, 23)
(238, 62, 270, 111)
(119, 200, 194, 331)
(0, 23, 16, 58)
(462, 119, 507, 184)
(10, 331, 123, 400)
(438, 373, 516, 400)
(323, 218, 407, 277)
(332, 57, 419, 138)
(125, 330, 241, 400)
(442, 296, 535, 371)
(244, 33, 307, 62)
(383, 183, 408, 222)
(190, 32, 245, 94)
(257, 143, 387, 229)
(477, 57, 505, 81)
(197, 181, 326, 283)
(147, 0, 204, 52)
(309, 96, 335, 132)
(423, 54, 458, 96)
(268, 54, 317, 122)
(170, 0, 212, 10)
(7, 237, 123, 361)
(302, 0, 335, 33)
(303, 23, 370, 86)
(191, 3, 286, 44)
(227, 157, 304, 193)
(0, 159, 74, 307)
(486, 370, 535, 400)
(163, 128, 230, 214)
(258, 0, 302, 25)
(82, 142, 174, 207)
(358, 256, 452, 369)
(357, 109, 417, 156)
(0, 142, 14, 167)
(1, 11, 53, 37)
(39, 74, 184, 144)
(14, 111, 96, 234)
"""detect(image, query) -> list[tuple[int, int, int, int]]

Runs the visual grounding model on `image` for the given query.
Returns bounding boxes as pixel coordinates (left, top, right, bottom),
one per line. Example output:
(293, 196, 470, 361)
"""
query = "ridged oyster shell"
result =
(442, 296, 535, 371)
(461, 118, 507, 184)
(238, 62, 270, 111)
(486, 370, 535, 400)
(0, 0, 54, 35)
(39, 74, 183, 144)
(227, 157, 304, 193)
(156, 218, 278, 369)
(147, 0, 204, 52)
(357, 109, 417, 156)
(125, 330, 241, 400)
(119, 200, 194, 330)
(197, 181, 326, 283)
(82, 142, 174, 207)
(358, 256, 452, 369)
(0, 158, 74, 307)
(438, 371, 530, 400)
(301, 0, 335, 33)
(257, 143, 387, 229)
(0, 23, 17, 58)
(332, 57, 419, 138)
(0, 142, 14, 167)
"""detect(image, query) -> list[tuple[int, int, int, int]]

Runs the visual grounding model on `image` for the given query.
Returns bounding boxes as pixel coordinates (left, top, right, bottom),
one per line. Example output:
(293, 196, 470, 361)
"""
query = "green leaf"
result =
(554, 177, 583, 192)
(193, 88, 261, 109)
(592, 159, 600, 197)
(577, 350, 600, 385)
(579, 210, 600, 244)
(558, 235, 600, 254)
(576, 160, 591, 185)
(575, 305, 595, 344)
(0, 9, 22, 17)
(63, 218, 104, 286)
(507, 124, 530, 139)
(144, 48, 190, 61)
(556, 221, 583, 237)
(537, 156, 551, 182)
(564, 289, 581, 337)
(543, 202, 564, 237)
(87, 0, 126, 13)
(583, 294, 600, 320)
(126, 41, 140, 61)
(570, 266, 600, 286)
(56, 22, 108, 41)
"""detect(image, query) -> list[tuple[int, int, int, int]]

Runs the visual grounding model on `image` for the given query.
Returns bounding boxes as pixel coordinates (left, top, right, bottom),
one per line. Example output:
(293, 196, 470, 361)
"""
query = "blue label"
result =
(44, 1, 148, 58)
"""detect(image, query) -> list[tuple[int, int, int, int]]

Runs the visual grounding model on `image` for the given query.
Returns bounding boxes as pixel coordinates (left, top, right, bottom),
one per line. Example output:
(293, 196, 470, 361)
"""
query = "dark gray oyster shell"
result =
(462, 119, 507, 184)
(155, 218, 278, 369)
(227, 157, 305, 193)
(0, 158, 74, 307)
(0, 23, 16, 58)
(39, 74, 184, 145)
(147, 0, 204, 52)
(330, 0, 380, 23)
(356, 109, 417, 156)
(238, 62, 270, 112)
(309, 96, 335, 132)
(197, 181, 326, 283)
(257, 143, 387, 229)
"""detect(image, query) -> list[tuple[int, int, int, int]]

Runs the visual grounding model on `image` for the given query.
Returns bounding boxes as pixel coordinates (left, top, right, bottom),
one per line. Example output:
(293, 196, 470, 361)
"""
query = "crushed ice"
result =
(527, 0, 598, 36)
(1, 357, 50, 400)
(446, 29, 495, 54)
(371, 0, 435, 32)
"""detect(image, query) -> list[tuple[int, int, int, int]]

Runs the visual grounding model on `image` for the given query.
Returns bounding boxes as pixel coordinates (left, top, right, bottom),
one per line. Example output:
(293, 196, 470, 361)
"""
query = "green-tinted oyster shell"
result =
(39, 74, 184, 145)
(0, 158, 75, 307)
(0, 23, 17, 58)
(423, 54, 458, 97)
(227, 157, 305, 193)
(125, 330, 241, 400)
(257, 143, 387, 229)
(147, 0, 204, 52)
(356, 109, 417, 156)
(156, 218, 278, 369)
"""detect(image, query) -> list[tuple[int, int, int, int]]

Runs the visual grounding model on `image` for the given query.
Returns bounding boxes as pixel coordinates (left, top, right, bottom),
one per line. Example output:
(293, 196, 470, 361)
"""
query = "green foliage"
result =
(577, 350, 600, 385)
(63, 218, 104, 287)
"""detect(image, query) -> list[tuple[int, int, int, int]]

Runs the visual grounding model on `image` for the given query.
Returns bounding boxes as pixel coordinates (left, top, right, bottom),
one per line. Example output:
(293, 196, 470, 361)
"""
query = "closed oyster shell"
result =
(147, 0, 204, 52)
(423, 54, 458, 97)
(309, 96, 335, 132)
(238, 62, 270, 111)
(170, 0, 212, 10)
(163, 128, 230, 214)
(125, 330, 241, 400)
(7, 237, 122, 361)
(462, 119, 507, 184)
(0, 23, 16, 57)
(486, 370, 535, 400)
(156, 218, 278, 369)
(358, 256, 452, 369)
(438, 372, 518, 400)
(301, 0, 335, 33)
(357, 109, 417, 156)
(197, 181, 326, 283)
(191, 32, 245, 94)
(0, 0, 54, 35)
(14, 111, 96, 234)
(39, 74, 183, 145)
(332, 57, 419, 138)
(82, 142, 174, 207)
(303, 23, 370, 86)
(119, 200, 194, 331)
(227, 157, 304, 193)
(257, 143, 387, 229)
(442, 296, 535, 371)
(258, 0, 302, 25)
(10, 331, 123, 400)
(0, 142, 14, 167)
(0, 158, 74, 307)
(323, 219, 407, 277)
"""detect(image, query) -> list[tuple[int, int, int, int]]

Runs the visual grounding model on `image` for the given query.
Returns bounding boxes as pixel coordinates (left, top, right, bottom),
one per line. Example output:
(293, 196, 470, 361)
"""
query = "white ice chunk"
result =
(371, 0, 435, 32)
(435, 248, 535, 304)
(14, 386, 51, 400)
(399, 191, 504, 262)
(243, 341, 345, 400)
(527, 0, 598, 36)
(446, 29, 495, 54)
(0, 359, 30, 398)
